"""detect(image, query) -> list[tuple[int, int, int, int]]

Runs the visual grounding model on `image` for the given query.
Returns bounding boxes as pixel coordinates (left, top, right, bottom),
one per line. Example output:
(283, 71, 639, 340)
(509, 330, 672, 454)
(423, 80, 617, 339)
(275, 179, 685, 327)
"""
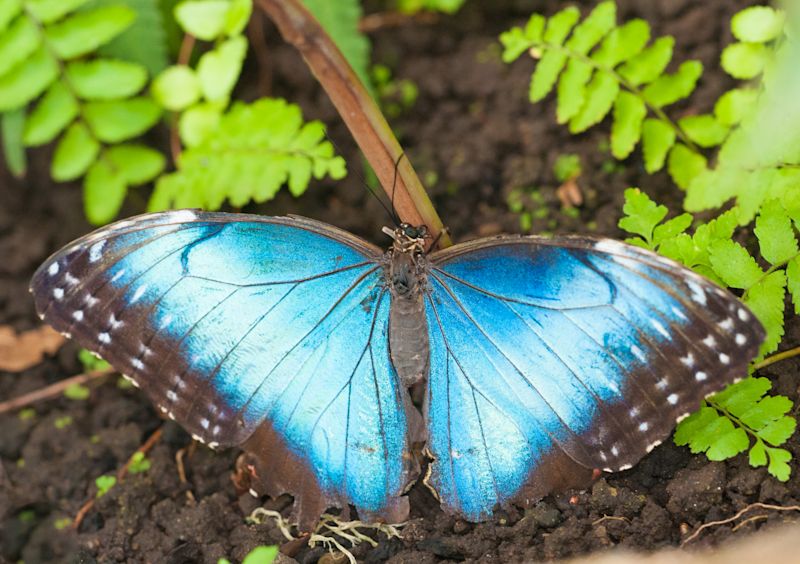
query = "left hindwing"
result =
(423, 235, 764, 521)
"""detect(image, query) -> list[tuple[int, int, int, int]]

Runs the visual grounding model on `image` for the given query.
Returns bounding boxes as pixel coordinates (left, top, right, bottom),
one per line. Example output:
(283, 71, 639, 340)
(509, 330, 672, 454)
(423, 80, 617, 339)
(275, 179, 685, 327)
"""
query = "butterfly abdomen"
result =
(388, 249, 430, 386)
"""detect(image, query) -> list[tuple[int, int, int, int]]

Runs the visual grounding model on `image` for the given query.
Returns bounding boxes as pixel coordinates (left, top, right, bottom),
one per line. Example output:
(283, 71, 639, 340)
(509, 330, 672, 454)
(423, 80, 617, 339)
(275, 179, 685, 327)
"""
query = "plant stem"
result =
(0, 369, 111, 415)
(754, 345, 800, 370)
(256, 0, 451, 249)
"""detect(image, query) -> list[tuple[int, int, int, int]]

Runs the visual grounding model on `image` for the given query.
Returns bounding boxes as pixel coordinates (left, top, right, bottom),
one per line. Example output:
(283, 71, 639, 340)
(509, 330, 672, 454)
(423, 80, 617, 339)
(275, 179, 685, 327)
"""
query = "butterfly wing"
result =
(30, 210, 421, 528)
(424, 236, 764, 521)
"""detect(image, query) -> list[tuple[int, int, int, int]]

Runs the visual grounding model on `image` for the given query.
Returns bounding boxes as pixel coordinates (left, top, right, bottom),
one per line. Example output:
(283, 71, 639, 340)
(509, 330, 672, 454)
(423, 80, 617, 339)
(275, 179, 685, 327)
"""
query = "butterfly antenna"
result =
(323, 129, 397, 224)
(389, 153, 405, 226)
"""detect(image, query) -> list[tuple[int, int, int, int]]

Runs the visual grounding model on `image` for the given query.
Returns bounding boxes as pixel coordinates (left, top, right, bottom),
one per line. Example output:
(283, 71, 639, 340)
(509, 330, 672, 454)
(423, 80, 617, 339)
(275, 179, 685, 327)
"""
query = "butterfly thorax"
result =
(383, 224, 430, 386)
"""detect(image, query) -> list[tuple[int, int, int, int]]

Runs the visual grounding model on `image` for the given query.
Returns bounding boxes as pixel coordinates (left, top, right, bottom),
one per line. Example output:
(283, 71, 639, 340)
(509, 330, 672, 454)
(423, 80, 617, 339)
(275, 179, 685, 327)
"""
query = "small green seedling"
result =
(78, 348, 111, 372)
(63, 383, 90, 401)
(553, 153, 582, 183)
(95, 475, 116, 497)
(54, 415, 73, 429)
(218, 545, 279, 564)
(127, 451, 151, 474)
(54, 517, 73, 530)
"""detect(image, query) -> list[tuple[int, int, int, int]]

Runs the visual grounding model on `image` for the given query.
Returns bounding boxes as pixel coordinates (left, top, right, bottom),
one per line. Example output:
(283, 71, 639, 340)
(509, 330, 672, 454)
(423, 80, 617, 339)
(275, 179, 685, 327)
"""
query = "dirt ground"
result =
(2, 1, 800, 562)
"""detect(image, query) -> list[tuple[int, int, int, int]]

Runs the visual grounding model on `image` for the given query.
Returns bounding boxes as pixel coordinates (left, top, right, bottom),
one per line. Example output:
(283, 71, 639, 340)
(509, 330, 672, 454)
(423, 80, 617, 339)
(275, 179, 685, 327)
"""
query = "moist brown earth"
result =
(2, 1, 799, 562)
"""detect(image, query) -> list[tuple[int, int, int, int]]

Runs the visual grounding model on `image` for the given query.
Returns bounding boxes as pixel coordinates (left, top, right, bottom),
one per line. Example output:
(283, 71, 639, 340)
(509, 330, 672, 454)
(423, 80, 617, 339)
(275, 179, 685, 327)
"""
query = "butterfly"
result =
(30, 210, 763, 529)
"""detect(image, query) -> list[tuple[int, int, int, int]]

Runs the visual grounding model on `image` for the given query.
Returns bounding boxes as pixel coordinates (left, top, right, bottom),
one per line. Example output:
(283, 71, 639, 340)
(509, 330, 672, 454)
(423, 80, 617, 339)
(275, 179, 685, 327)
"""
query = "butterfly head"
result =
(383, 223, 428, 255)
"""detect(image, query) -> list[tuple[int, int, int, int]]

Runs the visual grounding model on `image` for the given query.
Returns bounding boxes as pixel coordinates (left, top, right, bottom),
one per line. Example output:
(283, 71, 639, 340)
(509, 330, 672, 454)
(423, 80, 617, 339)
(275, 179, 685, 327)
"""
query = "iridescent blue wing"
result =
(424, 236, 764, 521)
(30, 210, 421, 528)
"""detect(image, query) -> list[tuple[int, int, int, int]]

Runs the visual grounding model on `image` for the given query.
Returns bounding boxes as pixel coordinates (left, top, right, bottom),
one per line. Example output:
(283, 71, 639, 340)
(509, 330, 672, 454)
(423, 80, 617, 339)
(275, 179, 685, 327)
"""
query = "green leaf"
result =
(740, 396, 793, 429)
(708, 239, 763, 289)
(83, 97, 161, 143)
(653, 213, 692, 246)
(242, 546, 279, 564)
(744, 270, 786, 356)
(570, 71, 618, 133)
(23, 81, 78, 146)
(553, 153, 581, 183)
(610, 91, 646, 159)
(787, 256, 800, 314)
(66, 59, 148, 100)
(706, 426, 749, 461)
(302, 0, 372, 97)
(759, 417, 797, 446)
(543, 6, 580, 46)
(223, 0, 252, 36)
(500, 15, 544, 62)
(529, 51, 568, 102)
(174, 0, 229, 40)
(714, 88, 759, 127)
(749, 439, 767, 467)
(592, 19, 650, 68)
(641, 119, 676, 173)
(674, 406, 718, 447)
(618, 36, 674, 87)
(766, 447, 792, 481)
(668, 144, 707, 190)
(178, 102, 222, 147)
(712, 377, 770, 408)
(721, 43, 768, 80)
(0, 45, 58, 111)
(95, 0, 169, 76)
(755, 199, 798, 265)
(196, 35, 247, 102)
(152, 65, 200, 111)
(51, 121, 100, 181)
(0, 16, 41, 78)
(0, 0, 22, 34)
(2, 107, 26, 177)
(151, 98, 347, 211)
(84, 158, 127, 225)
(564, 1, 615, 55)
(731, 6, 785, 44)
(678, 115, 729, 148)
(618, 187, 666, 244)
(26, 0, 92, 24)
(45, 5, 136, 59)
(105, 144, 165, 185)
(556, 59, 592, 124)
(642, 61, 702, 108)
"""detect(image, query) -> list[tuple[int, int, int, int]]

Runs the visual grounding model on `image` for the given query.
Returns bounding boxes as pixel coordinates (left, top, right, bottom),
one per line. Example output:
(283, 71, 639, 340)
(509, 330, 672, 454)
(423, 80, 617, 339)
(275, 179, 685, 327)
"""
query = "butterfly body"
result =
(30, 210, 764, 528)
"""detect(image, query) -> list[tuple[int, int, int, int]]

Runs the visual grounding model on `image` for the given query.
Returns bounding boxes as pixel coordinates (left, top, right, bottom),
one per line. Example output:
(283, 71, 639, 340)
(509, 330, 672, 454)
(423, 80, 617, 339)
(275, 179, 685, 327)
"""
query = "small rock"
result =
(590, 479, 618, 514)
(525, 502, 562, 528)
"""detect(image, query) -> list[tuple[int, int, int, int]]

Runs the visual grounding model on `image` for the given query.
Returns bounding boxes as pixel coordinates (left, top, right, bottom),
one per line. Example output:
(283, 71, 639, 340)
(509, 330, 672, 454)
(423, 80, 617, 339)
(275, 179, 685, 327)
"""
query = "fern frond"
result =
(0, 0, 164, 224)
(150, 98, 347, 210)
(501, 1, 706, 185)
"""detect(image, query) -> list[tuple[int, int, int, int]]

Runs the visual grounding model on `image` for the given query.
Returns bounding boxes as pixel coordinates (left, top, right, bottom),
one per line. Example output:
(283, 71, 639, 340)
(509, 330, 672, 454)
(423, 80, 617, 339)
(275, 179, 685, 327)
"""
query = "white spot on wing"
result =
(695, 371, 707, 382)
(687, 280, 707, 305)
(99, 332, 111, 344)
(719, 353, 730, 364)
(89, 240, 106, 262)
(64, 272, 79, 286)
(639, 422, 649, 432)
(131, 358, 145, 370)
(48, 262, 59, 276)
(53, 287, 64, 299)
(249, 488, 259, 498)
(110, 269, 126, 283)
(72, 310, 84, 322)
(651, 319, 670, 339)
(735, 333, 747, 345)
(166, 390, 177, 402)
(702, 335, 717, 348)
(680, 352, 695, 367)
(738, 308, 750, 321)
(719, 318, 734, 331)
(667, 393, 679, 405)
(646, 440, 662, 453)
(131, 284, 147, 303)
(171, 209, 198, 222)
(611, 445, 619, 456)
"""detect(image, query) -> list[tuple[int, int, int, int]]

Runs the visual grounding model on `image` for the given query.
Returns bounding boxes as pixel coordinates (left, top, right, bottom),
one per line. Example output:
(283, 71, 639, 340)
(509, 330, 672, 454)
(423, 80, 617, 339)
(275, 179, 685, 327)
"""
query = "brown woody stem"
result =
(256, 0, 451, 249)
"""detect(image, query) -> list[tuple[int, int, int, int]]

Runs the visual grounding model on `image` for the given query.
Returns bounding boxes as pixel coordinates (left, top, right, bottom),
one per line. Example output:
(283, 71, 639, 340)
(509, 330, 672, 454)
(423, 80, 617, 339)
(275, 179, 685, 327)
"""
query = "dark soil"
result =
(2, 1, 799, 563)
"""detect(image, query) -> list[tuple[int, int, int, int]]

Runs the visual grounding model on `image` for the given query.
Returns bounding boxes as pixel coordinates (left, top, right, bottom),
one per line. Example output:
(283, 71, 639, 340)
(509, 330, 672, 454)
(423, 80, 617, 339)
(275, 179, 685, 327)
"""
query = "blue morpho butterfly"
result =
(30, 209, 763, 529)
